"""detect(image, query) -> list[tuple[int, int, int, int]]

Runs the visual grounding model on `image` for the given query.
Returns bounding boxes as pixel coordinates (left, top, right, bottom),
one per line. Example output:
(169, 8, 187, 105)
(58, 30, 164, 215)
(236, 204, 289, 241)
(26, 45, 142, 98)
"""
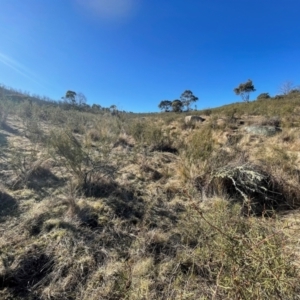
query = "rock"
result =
(184, 115, 205, 125)
(244, 125, 281, 136)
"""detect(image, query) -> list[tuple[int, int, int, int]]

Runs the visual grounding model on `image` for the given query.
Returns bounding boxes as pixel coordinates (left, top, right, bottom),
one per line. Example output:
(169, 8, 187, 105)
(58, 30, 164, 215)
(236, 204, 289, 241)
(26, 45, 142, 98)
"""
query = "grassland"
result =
(1, 88, 300, 299)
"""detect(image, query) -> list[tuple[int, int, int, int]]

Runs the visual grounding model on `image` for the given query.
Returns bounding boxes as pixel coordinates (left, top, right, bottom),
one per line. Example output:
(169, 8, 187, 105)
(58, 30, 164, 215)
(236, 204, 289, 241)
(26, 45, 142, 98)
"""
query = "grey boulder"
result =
(244, 125, 281, 136)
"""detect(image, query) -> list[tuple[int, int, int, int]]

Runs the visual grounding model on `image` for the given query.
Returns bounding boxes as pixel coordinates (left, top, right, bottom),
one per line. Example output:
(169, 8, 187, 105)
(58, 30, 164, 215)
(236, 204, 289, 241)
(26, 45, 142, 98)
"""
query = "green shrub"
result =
(8, 146, 42, 189)
(257, 93, 270, 100)
(274, 95, 285, 100)
(48, 107, 68, 125)
(185, 126, 214, 161)
(128, 120, 145, 143)
(162, 113, 178, 125)
(49, 130, 87, 183)
(66, 112, 87, 134)
(288, 89, 300, 95)
(17, 100, 33, 119)
(87, 128, 101, 142)
(23, 118, 44, 143)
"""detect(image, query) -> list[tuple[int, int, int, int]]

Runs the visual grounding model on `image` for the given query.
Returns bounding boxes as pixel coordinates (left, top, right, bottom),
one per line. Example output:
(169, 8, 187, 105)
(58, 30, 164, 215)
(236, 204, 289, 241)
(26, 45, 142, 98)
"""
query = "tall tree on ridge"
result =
(180, 90, 198, 111)
(233, 79, 256, 102)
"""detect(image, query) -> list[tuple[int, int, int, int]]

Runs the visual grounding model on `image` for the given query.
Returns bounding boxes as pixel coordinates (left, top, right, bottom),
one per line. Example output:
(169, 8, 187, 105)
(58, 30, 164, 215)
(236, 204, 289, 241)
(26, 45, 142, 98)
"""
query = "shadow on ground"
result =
(26, 166, 62, 191)
(105, 186, 145, 221)
(1, 123, 20, 135)
(0, 246, 53, 299)
(0, 132, 8, 148)
(0, 190, 19, 222)
(9, 167, 64, 201)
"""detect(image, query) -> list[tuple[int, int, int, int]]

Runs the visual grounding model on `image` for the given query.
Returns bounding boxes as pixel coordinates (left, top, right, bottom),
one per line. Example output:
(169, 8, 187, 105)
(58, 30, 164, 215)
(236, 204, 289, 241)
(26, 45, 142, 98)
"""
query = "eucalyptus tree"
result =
(234, 80, 256, 102)
(172, 99, 183, 112)
(158, 100, 172, 112)
(180, 90, 198, 111)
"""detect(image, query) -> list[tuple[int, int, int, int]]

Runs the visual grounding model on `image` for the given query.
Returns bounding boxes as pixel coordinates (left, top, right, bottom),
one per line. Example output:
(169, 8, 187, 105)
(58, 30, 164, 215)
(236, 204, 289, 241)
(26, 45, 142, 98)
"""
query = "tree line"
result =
(158, 80, 256, 113)
(158, 90, 199, 112)
(0, 84, 125, 115)
(159, 79, 300, 114)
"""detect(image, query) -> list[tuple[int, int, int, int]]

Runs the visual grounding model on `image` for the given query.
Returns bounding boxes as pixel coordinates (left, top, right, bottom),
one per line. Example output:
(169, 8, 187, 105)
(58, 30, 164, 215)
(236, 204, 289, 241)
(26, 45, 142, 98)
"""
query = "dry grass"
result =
(1, 93, 300, 299)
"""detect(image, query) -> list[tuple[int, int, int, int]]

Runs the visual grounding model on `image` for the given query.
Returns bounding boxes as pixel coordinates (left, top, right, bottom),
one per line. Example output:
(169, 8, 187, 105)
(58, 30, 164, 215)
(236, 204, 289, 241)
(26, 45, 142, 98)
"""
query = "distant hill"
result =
(0, 84, 56, 106)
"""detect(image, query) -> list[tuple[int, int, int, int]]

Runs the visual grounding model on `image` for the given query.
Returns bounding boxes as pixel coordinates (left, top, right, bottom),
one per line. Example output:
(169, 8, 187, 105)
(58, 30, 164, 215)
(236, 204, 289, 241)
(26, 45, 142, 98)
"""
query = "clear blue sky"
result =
(0, 0, 299, 112)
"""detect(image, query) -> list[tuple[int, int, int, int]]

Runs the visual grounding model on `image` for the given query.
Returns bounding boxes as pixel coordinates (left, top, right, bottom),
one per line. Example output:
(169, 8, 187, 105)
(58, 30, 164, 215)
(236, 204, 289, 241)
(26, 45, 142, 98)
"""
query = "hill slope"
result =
(1, 90, 300, 299)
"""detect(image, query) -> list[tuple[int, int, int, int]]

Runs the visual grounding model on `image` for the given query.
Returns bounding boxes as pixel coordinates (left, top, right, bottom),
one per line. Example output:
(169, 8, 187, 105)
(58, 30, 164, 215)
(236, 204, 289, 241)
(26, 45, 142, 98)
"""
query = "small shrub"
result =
(147, 126, 177, 153)
(257, 92, 271, 100)
(274, 95, 285, 100)
(201, 108, 212, 116)
(185, 126, 214, 161)
(225, 133, 243, 146)
(162, 114, 178, 125)
(127, 121, 177, 152)
(0, 104, 8, 127)
(87, 128, 101, 142)
(48, 107, 68, 125)
(67, 115, 86, 134)
(49, 129, 87, 184)
(17, 100, 36, 119)
(8, 146, 43, 189)
(23, 118, 44, 143)
(259, 116, 281, 127)
(289, 89, 300, 95)
(145, 125, 164, 144)
(128, 120, 145, 143)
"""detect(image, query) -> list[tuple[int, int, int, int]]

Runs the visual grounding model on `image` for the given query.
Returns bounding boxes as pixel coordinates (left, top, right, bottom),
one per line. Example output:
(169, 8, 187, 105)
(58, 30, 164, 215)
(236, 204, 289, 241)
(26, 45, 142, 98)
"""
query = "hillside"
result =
(1, 89, 300, 299)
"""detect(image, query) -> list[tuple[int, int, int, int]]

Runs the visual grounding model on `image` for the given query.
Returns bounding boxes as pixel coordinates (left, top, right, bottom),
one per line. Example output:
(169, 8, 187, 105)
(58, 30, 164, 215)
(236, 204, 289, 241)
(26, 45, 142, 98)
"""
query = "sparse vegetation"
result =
(279, 81, 295, 95)
(1, 84, 300, 299)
